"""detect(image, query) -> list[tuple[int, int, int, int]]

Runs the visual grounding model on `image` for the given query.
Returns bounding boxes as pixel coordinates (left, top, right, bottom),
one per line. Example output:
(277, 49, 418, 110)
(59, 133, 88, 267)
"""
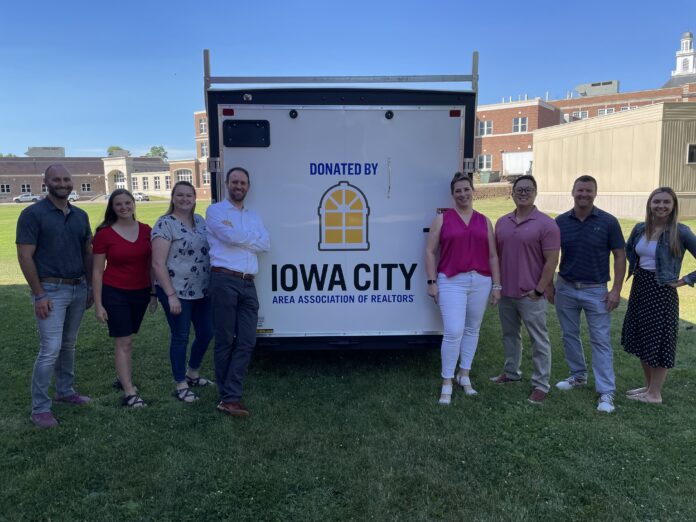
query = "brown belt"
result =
(211, 266, 255, 280)
(40, 277, 83, 285)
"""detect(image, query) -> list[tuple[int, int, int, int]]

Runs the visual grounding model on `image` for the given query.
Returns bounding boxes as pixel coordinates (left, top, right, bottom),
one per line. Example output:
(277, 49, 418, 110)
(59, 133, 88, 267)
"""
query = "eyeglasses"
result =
(513, 187, 535, 195)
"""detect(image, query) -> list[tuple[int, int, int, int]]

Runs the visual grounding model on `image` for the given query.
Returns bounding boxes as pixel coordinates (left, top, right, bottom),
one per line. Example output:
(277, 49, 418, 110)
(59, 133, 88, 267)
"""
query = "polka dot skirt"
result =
(621, 267, 679, 368)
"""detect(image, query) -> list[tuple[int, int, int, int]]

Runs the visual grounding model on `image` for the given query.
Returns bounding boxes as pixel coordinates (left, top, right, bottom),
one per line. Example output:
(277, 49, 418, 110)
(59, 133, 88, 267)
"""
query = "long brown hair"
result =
(645, 187, 682, 257)
(97, 189, 136, 232)
(166, 181, 197, 217)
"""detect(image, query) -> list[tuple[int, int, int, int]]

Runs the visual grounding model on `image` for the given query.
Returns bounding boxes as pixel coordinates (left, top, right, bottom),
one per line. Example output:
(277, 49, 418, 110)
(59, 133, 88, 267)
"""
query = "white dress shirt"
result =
(205, 199, 270, 275)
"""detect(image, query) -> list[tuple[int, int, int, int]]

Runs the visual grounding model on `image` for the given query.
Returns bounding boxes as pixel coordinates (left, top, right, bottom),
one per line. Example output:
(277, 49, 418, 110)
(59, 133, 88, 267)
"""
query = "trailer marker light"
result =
(449, 110, 461, 117)
(222, 108, 234, 116)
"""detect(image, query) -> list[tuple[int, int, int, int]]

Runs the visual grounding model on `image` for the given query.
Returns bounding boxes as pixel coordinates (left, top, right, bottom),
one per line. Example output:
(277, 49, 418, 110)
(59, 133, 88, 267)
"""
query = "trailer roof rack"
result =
(203, 49, 479, 97)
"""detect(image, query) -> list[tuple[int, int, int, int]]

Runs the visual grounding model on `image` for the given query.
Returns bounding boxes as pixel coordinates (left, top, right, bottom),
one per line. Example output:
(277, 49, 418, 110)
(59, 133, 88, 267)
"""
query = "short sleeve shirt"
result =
(151, 214, 211, 299)
(93, 222, 152, 290)
(495, 207, 560, 298)
(15, 198, 92, 279)
(556, 207, 625, 284)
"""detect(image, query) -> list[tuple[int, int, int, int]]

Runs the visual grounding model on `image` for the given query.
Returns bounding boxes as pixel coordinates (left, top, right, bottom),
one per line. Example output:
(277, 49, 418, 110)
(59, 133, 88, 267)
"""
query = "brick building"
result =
(474, 30, 696, 180)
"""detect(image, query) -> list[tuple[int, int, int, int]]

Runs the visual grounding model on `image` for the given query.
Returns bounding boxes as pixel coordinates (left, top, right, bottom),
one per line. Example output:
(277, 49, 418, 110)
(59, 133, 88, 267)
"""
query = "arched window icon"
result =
(318, 181, 370, 251)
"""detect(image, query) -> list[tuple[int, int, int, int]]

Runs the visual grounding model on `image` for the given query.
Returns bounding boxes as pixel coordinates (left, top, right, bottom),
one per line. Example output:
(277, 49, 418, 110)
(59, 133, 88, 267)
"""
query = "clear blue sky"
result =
(1, 0, 694, 159)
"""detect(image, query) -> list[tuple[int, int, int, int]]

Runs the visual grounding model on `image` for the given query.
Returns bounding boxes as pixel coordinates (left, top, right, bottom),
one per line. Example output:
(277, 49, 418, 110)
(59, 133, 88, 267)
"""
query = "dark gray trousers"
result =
(210, 272, 259, 403)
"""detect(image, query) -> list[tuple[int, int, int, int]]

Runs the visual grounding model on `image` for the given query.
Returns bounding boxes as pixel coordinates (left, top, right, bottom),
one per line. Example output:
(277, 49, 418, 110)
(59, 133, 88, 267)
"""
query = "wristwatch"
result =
(533, 288, 544, 297)
(427, 280, 437, 285)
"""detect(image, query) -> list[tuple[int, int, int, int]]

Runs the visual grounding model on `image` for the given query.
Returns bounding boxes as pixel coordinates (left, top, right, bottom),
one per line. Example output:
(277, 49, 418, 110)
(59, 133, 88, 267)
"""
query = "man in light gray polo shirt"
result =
(16, 165, 93, 428)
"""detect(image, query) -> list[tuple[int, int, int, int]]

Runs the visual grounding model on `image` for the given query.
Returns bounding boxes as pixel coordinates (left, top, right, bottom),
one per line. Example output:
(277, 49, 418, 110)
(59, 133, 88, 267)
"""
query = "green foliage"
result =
(145, 145, 168, 160)
(1, 199, 696, 520)
(0, 152, 17, 157)
(106, 145, 129, 157)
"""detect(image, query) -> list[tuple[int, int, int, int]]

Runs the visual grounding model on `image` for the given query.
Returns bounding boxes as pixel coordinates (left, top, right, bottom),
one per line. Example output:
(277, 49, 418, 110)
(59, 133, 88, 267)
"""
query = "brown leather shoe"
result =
(216, 401, 250, 417)
(528, 388, 547, 405)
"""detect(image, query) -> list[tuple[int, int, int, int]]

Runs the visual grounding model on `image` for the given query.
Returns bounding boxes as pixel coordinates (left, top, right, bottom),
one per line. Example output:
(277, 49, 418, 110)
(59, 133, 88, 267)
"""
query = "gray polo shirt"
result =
(16, 198, 92, 279)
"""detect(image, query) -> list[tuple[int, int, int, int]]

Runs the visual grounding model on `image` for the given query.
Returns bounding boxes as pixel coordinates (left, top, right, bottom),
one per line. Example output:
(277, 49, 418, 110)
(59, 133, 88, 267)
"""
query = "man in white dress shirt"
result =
(206, 167, 270, 417)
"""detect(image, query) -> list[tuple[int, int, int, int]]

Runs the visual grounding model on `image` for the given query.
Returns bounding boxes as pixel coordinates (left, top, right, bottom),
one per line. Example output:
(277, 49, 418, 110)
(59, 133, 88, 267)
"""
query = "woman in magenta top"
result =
(93, 189, 157, 408)
(425, 173, 501, 405)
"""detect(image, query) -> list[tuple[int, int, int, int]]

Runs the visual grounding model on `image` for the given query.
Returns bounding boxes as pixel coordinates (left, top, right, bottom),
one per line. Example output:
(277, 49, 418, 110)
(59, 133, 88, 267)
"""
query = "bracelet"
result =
(492, 284, 502, 291)
(166, 292, 176, 297)
(427, 280, 437, 285)
(33, 293, 48, 303)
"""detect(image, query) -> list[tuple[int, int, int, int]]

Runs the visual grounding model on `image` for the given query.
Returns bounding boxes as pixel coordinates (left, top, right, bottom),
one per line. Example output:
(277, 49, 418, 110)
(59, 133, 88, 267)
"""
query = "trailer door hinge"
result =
(208, 157, 221, 173)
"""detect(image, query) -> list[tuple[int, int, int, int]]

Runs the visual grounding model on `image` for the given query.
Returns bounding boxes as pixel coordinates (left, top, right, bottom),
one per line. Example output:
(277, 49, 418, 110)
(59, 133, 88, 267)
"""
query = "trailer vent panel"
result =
(223, 120, 270, 148)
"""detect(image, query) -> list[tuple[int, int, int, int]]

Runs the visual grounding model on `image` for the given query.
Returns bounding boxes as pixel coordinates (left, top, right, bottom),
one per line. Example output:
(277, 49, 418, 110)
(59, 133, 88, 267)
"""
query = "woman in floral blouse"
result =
(152, 181, 214, 402)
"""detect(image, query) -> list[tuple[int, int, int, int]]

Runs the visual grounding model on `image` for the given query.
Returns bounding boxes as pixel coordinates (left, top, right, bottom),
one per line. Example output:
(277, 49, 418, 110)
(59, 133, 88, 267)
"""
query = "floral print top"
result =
(151, 214, 210, 300)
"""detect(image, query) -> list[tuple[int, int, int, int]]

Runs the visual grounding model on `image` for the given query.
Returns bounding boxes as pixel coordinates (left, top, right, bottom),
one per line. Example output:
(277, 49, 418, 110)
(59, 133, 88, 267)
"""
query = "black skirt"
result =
(621, 267, 679, 368)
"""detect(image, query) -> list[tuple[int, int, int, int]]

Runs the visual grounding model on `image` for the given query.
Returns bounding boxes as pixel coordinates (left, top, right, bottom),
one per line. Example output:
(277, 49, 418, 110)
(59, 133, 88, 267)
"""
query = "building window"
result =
(114, 172, 126, 189)
(571, 111, 588, 120)
(598, 108, 615, 116)
(154, 176, 161, 190)
(165, 176, 171, 190)
(21, 183, 31, 193)
(41, 184, 48, 193)
(0, 184, 10, 193)
(81, 183, 91, 192)
(131, 177, 138, 190)
(477, 120, 492, 136)
(687, 144, 696, 164)
(477, 154, 492, 171)
(202, 170, 210, 186)
(200, 142, 208, 157)
(683, 58, 690, 71)
(175, 169, 193, 183)
(199, 118, 207, 134)
(512, 117, 528, 133)
(142, 178, 149, 190)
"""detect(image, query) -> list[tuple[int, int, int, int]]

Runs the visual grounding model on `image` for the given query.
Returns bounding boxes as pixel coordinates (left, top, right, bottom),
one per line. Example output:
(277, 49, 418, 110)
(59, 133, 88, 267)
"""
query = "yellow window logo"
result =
(318, 181, 370, 251)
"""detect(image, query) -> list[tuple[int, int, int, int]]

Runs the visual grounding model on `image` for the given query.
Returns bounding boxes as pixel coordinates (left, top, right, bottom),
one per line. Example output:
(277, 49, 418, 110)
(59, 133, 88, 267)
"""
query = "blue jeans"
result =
(31, 282, 88, 414)
(555, 282, 615, 394)
(157, 287, 214, 383)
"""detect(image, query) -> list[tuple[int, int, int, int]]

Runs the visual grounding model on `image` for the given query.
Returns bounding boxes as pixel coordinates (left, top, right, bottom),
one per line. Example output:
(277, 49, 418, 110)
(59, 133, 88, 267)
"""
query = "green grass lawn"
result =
(1, 199, 695, 521)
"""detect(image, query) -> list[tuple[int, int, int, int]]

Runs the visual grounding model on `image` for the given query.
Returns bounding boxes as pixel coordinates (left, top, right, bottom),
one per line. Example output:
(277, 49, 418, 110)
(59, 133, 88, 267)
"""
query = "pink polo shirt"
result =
(495, 207, 560, 298)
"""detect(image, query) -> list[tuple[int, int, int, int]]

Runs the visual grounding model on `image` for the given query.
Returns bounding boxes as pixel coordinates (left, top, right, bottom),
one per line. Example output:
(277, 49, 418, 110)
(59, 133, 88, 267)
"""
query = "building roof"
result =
(0, 157, 104, 176)
(662, 74, 696, 88)
(682, 31, 693, 39)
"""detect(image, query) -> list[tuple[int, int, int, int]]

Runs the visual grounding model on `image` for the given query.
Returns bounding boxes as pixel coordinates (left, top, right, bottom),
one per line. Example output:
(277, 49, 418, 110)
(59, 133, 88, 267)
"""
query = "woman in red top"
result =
(93, 189, 157, 407)
(425, 173, 502, 405)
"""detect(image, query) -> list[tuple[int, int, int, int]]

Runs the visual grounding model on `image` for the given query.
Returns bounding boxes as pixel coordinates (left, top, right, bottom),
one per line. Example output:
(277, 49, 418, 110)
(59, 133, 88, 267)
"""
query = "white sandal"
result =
(438, 384, 453, 405)
(456, 375, 478, 396)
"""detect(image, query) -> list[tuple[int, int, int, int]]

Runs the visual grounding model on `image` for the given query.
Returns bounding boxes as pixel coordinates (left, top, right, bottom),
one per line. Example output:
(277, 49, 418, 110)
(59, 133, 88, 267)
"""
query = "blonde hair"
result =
(645, 187, 682, 257)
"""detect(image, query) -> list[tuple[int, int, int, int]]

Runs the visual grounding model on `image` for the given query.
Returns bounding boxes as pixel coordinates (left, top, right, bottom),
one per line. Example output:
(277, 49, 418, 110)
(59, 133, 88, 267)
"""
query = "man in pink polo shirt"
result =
(490, 175, 560, 405)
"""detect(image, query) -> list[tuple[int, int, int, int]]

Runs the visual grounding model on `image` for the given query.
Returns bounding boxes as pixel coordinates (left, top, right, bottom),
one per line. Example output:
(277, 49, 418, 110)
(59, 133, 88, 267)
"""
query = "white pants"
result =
(437, 271, 492, 379)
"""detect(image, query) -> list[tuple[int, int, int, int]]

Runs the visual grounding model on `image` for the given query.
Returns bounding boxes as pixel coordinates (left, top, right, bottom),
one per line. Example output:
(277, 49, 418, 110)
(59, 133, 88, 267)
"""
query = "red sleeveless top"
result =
(437, 209, 491, 277)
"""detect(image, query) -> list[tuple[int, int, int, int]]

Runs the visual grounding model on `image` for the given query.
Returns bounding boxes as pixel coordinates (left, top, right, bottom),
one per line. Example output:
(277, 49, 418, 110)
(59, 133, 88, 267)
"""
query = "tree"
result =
(145, 145, 168, 160)
(0, 153, 17, 157)
(107, 145, 130, 157)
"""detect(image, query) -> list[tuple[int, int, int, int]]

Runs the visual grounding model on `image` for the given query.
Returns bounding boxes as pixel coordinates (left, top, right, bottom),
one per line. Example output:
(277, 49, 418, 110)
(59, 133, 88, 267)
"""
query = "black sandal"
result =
(122, 394, 146, 408)
(173, 387, 199, 403)
(185, 375, 214, 387)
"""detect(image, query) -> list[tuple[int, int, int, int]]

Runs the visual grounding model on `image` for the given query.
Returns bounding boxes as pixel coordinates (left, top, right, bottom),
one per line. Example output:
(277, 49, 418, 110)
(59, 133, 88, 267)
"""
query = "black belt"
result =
(211, 267, 255, 281)
(40, 277, 83, 285)
(558, 276, 605, 289)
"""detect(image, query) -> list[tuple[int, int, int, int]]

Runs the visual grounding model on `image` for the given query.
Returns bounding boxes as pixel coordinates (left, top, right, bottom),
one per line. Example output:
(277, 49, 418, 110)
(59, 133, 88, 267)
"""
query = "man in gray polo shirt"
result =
(16, 165, 93, 428)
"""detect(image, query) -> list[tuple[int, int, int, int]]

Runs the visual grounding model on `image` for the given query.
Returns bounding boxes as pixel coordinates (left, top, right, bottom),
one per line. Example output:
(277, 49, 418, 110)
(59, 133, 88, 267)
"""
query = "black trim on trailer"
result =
(256, 335, 442, 351)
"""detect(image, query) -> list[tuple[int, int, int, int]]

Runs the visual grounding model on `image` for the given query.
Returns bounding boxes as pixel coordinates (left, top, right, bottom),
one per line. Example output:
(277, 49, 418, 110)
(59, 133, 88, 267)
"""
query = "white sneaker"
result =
(597, 393, 615, 413)
(556, 376, 587, 391)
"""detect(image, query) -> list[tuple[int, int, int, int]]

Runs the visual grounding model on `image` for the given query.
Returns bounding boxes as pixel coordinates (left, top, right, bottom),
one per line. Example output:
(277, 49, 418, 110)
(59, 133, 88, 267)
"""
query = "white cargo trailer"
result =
(204, 51, 478, 348)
